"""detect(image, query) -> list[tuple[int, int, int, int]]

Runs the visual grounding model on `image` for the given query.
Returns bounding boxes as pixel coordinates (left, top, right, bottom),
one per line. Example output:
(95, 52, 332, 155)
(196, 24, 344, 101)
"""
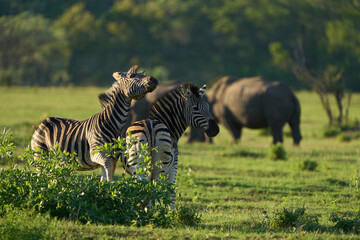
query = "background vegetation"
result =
(1, 0, 360, 91)
(1, 88, 359, 239)
(1, 0, 360, 238)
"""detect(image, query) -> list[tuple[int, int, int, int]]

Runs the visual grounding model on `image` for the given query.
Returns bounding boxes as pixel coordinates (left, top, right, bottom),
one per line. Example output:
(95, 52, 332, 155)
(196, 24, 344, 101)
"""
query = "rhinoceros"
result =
(189, 76, 302, 145)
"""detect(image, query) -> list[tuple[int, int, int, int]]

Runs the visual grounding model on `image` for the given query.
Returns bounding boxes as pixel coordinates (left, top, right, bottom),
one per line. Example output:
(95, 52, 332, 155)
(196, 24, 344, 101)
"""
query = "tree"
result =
(0, 12, 70, 86)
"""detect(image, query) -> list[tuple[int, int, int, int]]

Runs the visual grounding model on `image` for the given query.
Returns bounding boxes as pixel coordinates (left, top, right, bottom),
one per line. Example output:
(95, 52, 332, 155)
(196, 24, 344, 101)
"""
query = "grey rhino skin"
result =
(190, 76, 302, 145)
(122, 81, 179, 136)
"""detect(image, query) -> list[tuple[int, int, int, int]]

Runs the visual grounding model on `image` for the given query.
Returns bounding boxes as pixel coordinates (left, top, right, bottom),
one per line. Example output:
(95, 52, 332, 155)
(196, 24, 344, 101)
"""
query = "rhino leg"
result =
(221, 118, 242, 144)
(288, 121, 302, 146)
(270, 125, 284, 145)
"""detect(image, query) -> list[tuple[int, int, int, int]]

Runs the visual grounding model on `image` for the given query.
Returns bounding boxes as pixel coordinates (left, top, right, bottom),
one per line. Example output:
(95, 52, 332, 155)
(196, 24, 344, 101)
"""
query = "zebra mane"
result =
(179, 82, 201, 97)
(149, 82, 200, 111)
(98, 80, 121, 109)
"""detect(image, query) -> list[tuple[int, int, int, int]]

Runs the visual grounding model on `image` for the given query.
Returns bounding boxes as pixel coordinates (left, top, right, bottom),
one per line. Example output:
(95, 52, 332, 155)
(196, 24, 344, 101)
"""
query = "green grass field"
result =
(1, 87, 360, 239)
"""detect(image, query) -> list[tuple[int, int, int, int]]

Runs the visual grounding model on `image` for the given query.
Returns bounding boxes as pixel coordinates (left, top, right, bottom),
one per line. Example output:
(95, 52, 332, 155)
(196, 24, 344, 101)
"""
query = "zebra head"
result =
(112, 65, 158, 100)
(180, 83, 220, 138)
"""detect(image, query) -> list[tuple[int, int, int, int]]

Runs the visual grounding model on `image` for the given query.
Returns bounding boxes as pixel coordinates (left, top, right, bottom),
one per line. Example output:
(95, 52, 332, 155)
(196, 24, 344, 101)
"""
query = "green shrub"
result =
(0, 128, 15, 164)
(171, 204, 202, 227)
(329, 211, 360, 233)
(336, 134, 351, 142)
(268, 143, 287, 160)
(322, 126, 341, 138)
(267, 207, 319, 231)
(0, 129, 201, 227)
(298, 159, 318, 171)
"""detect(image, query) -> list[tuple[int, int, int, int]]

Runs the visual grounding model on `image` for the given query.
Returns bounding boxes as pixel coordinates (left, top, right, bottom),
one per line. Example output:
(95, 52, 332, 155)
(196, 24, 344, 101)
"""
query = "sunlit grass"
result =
(1, 87, 360, 239)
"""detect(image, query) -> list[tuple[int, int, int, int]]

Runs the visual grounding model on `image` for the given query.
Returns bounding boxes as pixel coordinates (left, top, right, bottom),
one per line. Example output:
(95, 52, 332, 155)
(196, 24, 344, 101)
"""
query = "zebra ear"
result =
(179, 84, 191, 99)
(199, 84, 206, 97)
(128, 65, 139, 74)
(112, 72, 124, 81)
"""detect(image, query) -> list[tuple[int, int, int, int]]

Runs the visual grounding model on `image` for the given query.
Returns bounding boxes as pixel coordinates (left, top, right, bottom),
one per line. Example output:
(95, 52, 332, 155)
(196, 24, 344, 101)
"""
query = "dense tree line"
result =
(1, 0, 359, 91)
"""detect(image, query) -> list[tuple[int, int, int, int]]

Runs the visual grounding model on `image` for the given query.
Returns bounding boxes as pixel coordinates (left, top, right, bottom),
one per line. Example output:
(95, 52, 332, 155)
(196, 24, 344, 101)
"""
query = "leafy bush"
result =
(0, 128, 15, 164)
(266, 207, 319, 231)
(171, 204, 202, 227)
(322, 126, 341, 138)
(0, 129, 200, 227)
(336, 134, 351, 143)
(329, 211, 360, 233)
(323, 120, 360, 139)
(268, 143, 287, 160)
(298, 159, 318, 171)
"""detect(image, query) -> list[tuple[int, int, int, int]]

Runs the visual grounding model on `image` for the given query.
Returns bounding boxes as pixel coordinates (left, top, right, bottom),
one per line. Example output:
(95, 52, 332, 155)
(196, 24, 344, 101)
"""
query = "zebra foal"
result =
(31, 65, 158, 181)
(123, 83, 219, 209)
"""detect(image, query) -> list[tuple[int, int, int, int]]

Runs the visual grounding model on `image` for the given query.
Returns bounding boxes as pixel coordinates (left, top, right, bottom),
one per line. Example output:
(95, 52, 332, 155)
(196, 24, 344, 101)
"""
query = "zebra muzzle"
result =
(145, 76, 158, 92)
(205, 119, 219, 137)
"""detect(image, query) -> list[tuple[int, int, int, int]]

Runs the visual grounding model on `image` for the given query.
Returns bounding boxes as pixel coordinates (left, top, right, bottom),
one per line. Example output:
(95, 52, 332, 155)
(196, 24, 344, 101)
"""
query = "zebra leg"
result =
(91, 152, 113, 182)
(168, 161, 178, 210)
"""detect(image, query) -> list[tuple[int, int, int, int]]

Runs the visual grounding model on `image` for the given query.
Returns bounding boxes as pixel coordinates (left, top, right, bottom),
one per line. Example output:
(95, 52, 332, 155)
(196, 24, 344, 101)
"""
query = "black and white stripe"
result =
(31, 65, 158, 181)
(123, 83, 219, 209)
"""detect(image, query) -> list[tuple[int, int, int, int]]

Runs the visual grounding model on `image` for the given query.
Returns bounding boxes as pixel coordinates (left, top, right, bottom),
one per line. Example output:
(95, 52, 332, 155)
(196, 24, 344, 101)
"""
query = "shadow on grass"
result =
(220, 148, 266, 159)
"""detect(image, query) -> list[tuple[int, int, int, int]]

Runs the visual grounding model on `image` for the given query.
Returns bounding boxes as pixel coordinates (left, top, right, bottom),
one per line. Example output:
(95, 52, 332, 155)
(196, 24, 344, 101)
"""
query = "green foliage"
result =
(322, 125, 342, 137)
(298, 159, 318, 171)
(0, 129, 188, 227)
(0, 128, 15, 164)
(0, 12, 70, 86)
(266, 207, 319, 231)
(336, 134, 351, 143)
(323, 120, 360, 139)
(171, 204, 202, 227)
(268, 143, 287, 160)
(1, 1, 360, 91)
(329, 211, 360, 234)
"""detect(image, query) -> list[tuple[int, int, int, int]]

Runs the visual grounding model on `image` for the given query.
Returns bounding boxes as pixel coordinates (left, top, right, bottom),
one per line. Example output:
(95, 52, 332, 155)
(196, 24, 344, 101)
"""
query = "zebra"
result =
(31, 65, 158, 181)
(123, 83, 219, 209)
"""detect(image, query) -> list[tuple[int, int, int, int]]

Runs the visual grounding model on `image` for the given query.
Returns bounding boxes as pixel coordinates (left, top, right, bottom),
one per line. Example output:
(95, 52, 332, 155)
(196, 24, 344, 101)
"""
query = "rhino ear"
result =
(179, 84, 191, 99)
(128, 65, 139, 74)
(199, 84, 206, 97)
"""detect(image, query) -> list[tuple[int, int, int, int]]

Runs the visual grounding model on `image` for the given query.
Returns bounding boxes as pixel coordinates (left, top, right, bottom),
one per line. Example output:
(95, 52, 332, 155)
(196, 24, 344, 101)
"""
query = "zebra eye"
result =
(192, 106, 199, 111)
(129, 73, 136, 78)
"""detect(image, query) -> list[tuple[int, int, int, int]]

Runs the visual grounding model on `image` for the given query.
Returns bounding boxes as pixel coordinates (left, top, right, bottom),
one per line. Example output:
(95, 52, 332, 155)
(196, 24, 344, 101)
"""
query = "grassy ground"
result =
(1, 87, 360, 239)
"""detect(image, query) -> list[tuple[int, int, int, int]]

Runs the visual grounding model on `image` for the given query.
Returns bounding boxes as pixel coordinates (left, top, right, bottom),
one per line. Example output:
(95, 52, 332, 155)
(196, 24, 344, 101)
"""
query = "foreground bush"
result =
(0, 130, 201, 227)
(0, 128, 15, 164)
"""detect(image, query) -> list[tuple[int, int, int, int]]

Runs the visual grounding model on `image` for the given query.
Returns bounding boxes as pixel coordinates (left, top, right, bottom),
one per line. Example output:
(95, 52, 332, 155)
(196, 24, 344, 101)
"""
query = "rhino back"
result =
(262, 82, 298, 126)
(222, 77, 268, 128)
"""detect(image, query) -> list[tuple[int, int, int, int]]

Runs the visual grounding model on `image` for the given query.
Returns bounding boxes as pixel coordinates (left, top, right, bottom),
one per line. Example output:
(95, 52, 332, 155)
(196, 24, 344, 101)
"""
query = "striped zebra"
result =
(123, 83, 219, 209)
(31, 65, 158, 181)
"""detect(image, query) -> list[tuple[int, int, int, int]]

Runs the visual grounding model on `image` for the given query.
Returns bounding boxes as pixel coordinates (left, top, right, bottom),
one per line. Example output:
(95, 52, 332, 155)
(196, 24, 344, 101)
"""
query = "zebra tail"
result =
(32, 124, 37, 132)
